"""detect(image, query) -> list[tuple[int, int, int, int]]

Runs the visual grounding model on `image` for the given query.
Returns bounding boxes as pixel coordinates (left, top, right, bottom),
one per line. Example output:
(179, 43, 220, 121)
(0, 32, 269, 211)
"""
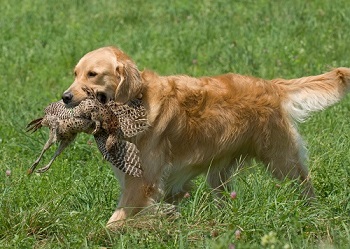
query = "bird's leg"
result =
(36, 135, 77, 173)
(28, 127, 57, 174)
(105, 133, 118, 151)
(90, 112, 101, 135)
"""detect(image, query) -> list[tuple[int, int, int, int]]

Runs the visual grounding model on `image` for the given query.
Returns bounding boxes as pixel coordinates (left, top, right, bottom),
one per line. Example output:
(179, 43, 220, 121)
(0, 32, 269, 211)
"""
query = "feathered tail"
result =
(273, 67, 350, 122)
(26, 117, 43, 133)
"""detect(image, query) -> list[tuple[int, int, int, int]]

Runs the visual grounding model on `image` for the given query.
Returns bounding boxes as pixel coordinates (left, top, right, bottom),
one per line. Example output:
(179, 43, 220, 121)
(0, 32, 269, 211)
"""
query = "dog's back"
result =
(137, 68, 350, 200)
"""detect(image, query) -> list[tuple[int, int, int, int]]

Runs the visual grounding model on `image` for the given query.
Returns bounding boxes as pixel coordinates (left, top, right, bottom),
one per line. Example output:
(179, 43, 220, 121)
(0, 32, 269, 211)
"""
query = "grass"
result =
(1, 0, 350, 248)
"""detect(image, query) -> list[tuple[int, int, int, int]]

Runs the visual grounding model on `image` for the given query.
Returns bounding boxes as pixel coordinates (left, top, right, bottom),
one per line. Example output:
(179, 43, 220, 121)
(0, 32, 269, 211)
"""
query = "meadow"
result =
(1, 0, 350, 248)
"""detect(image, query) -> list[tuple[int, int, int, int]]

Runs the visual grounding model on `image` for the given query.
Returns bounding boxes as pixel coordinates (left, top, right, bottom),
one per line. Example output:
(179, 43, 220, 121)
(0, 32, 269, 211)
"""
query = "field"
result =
(1, 0, 350, 248)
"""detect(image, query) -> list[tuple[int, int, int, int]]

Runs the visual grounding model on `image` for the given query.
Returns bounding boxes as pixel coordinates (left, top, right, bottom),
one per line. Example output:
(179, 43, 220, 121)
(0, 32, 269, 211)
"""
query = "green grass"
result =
(1, 0, 350, 248)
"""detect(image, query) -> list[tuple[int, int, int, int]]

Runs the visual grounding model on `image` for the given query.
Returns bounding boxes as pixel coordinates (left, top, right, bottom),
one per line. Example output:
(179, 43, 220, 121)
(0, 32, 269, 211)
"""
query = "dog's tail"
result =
(272, 67, 350, 122)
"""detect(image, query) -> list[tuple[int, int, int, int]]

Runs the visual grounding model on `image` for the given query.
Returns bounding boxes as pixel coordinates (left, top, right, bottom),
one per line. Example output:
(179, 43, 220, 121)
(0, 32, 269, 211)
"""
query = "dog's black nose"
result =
(62, 91, 73, 104)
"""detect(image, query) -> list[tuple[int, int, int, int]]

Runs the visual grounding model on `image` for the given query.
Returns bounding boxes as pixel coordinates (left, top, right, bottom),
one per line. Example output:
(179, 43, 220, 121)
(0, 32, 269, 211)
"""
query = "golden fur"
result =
(62, 46, 350, 226)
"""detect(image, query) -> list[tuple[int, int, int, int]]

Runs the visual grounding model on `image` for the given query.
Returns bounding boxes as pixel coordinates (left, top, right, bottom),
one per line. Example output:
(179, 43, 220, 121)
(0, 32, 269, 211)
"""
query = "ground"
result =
(1, 0, 350, 248)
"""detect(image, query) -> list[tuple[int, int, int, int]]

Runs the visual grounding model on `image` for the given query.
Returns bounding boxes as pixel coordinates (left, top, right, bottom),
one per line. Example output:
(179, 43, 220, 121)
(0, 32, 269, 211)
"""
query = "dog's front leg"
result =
(106, 174, 157, 228)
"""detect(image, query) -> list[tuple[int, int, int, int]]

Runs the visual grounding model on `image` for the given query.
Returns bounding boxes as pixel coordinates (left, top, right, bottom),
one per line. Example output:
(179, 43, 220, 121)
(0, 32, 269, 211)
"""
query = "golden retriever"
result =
(62, 46, 350, 226)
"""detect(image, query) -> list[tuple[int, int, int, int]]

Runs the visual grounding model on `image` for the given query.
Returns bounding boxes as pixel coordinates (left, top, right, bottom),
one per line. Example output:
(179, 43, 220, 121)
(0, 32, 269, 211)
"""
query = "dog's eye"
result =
(87, 71, 98, 78)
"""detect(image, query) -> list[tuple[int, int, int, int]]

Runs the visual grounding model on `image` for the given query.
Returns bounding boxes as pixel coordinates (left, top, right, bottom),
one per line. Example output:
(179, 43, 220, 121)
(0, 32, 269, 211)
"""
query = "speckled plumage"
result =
(27, 91, 148, 177)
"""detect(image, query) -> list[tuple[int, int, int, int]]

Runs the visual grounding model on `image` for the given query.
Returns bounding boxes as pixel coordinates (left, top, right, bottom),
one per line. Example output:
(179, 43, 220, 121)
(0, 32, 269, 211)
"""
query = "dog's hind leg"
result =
(206, 157, 237, 198)
(257, 124, 315, 199)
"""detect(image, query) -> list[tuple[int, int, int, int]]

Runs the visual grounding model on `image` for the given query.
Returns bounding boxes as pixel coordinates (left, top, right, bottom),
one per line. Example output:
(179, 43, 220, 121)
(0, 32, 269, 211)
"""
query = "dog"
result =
(62, 46, 350, 226)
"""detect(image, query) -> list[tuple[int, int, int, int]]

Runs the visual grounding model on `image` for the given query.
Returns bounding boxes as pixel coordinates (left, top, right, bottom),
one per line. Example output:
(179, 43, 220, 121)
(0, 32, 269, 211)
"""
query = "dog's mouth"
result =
(64, 92, 109, 108)
(64, 100, 81, 108)
(96, 92, 108, 104)
(62, 86, 110, 108)
(62, 93, 86, 108)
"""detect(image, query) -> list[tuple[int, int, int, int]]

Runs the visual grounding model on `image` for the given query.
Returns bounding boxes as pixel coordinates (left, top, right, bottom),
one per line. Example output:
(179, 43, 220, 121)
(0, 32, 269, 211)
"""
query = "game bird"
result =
(27, 88, 148, 177)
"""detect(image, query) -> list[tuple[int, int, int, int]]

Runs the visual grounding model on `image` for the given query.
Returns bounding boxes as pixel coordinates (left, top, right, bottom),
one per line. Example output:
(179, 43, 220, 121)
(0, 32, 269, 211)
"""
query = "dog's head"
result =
(62, 46, 142, 107)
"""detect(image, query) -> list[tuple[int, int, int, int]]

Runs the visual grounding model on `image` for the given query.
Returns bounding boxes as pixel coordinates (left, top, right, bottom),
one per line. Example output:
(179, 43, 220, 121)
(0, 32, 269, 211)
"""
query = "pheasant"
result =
(27, 89, 148, 177)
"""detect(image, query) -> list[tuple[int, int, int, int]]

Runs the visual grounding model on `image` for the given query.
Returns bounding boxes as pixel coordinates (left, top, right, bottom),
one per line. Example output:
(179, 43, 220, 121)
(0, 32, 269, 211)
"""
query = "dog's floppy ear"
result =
(114, 60, 142, 104)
